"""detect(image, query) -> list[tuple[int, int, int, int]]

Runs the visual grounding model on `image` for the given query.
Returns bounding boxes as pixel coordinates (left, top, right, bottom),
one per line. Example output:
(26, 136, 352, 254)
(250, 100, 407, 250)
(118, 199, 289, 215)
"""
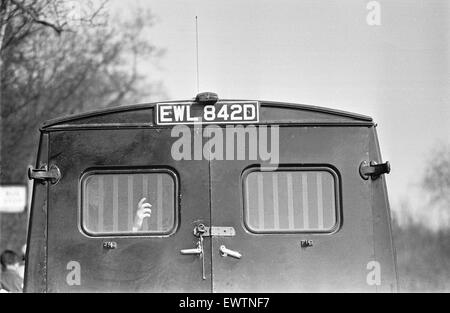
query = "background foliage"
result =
(0, 0, 164, 252)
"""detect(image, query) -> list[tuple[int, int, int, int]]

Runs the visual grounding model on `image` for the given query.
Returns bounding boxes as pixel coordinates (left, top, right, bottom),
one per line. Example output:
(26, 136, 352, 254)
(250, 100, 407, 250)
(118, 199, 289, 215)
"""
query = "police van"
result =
(25, 93, 397, 292)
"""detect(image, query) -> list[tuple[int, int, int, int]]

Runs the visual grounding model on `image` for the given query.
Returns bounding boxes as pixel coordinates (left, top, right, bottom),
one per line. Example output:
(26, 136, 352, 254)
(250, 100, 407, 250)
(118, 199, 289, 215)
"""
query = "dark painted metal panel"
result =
(210, 127, 376, 292)
(46, 129, 211, 292)
(63, 108, 154, 126)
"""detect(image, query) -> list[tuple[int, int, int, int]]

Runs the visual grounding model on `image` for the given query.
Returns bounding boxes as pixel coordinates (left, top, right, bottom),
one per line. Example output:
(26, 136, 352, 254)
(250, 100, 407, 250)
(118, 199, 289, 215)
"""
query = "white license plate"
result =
(156, 101, 259, 125)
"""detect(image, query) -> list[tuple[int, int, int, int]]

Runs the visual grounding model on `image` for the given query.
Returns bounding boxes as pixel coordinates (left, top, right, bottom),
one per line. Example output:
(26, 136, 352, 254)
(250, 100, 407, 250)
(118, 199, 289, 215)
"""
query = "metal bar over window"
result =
(317, 172, 324, 229)
(128, 175, 133, 230)
(272, 174, 279, 229)
(257, 173, 265, 230)
(142, 174, 148, 231)
(85, 183, 90, 229)
(157, 174, 163, 231)
(113, 176, 119, 232)
(287, 173, 295, 230)
(98, 176, 104, 232)
(302, 173, 309, 230)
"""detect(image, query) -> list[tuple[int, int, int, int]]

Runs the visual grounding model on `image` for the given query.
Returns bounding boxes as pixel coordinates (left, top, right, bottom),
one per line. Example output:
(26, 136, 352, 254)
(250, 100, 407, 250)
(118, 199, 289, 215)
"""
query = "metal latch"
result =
(181, 224, 207, 280)
(28, 164, 61, 185)
(359, 161, 390, 180)
(193, 225, 236, 237)
(180, 224, 237, 280)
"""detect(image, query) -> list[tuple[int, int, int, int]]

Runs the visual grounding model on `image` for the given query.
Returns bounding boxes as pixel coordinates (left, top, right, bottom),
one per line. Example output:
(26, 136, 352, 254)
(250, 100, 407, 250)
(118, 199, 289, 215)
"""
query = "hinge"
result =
(28, 164, 61, 185)
(359, 160, 391, 180)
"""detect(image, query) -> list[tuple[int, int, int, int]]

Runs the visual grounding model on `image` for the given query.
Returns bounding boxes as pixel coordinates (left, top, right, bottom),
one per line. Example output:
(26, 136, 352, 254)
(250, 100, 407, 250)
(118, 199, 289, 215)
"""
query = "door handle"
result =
(180, 243, 202, 255)
(219, 245, 242, 259)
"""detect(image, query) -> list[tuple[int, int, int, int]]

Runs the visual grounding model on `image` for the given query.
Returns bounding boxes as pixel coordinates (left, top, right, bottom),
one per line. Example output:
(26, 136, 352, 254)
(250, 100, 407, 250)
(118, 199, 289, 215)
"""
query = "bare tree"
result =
(0, 0, 107, 48)
(1, 2, 163, 180)
(0, 0, 164, 251)
(0, 0, 107, 176)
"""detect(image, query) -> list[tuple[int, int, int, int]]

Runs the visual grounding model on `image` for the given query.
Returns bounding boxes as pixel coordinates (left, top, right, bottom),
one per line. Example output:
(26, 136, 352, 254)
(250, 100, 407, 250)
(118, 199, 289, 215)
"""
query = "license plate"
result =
(156, 101, 259, 125)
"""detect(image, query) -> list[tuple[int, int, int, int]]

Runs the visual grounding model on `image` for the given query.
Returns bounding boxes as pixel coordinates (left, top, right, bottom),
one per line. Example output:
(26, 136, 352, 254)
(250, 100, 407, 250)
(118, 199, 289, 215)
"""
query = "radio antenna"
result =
(195, 16, 200, 93)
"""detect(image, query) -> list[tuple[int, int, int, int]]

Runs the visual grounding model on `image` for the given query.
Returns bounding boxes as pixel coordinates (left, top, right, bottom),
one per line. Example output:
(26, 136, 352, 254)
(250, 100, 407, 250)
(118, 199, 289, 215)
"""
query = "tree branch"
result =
(9, 0, 63, 34)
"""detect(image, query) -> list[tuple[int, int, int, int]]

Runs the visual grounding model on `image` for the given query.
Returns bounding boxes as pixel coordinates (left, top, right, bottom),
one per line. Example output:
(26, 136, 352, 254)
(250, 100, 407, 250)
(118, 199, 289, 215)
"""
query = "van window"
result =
(243, 168, 339, 233)
(81, 170, 177, 236)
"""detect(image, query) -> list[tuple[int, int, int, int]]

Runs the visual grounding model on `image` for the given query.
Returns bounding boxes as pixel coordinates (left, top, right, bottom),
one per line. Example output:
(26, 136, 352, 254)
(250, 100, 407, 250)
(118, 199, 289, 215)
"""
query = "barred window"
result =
(81, 170, 177, 236)
(243, 168, 339, 233)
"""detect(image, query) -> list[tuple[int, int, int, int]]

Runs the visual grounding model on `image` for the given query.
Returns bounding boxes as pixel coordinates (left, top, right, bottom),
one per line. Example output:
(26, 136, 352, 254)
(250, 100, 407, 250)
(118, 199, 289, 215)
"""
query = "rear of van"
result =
(25, 96, 397, 292)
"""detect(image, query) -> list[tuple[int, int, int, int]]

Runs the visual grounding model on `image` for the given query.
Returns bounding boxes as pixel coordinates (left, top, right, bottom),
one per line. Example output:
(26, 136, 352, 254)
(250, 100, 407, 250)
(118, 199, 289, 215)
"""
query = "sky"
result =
(109, 0, 450, 228)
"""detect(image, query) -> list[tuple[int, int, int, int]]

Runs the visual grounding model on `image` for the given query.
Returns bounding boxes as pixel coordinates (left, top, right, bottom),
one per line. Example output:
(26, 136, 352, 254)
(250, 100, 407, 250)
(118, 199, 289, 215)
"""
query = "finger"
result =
(141, 203, 152, 209)
(142, 213, 151, 218)
(138, 197, 146, 207)
(141, 209, 152, 214)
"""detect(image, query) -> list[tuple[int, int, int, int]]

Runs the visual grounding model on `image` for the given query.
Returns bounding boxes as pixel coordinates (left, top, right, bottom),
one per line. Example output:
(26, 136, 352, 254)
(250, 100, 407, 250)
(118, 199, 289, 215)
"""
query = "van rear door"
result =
(210, 126, 376, 292)
(47, 128, 211, 292)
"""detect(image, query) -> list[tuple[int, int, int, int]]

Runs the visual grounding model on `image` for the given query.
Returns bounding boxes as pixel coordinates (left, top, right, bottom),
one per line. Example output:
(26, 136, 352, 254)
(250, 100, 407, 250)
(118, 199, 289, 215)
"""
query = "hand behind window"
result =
(132, 197, 152, 231)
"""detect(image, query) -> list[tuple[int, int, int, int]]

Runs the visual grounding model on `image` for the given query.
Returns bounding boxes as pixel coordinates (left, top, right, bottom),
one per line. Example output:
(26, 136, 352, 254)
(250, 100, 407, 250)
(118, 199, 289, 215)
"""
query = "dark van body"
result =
(25, 96, 397, 292)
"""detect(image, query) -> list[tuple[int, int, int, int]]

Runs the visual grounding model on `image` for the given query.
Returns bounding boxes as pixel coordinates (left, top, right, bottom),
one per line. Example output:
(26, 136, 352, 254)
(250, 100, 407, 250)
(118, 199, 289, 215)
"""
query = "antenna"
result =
(195, 16, 200, 93)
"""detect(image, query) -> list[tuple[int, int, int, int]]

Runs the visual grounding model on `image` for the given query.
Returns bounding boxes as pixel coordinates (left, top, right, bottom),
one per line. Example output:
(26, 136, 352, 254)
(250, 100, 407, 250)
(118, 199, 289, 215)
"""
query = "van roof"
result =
(41, 99, 373, 130)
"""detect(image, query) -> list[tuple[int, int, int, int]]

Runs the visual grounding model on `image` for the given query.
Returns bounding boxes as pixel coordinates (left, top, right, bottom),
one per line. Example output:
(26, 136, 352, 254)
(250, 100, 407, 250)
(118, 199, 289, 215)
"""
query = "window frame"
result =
(79, 167, 179, 238)
(242, 165, 341, 234)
